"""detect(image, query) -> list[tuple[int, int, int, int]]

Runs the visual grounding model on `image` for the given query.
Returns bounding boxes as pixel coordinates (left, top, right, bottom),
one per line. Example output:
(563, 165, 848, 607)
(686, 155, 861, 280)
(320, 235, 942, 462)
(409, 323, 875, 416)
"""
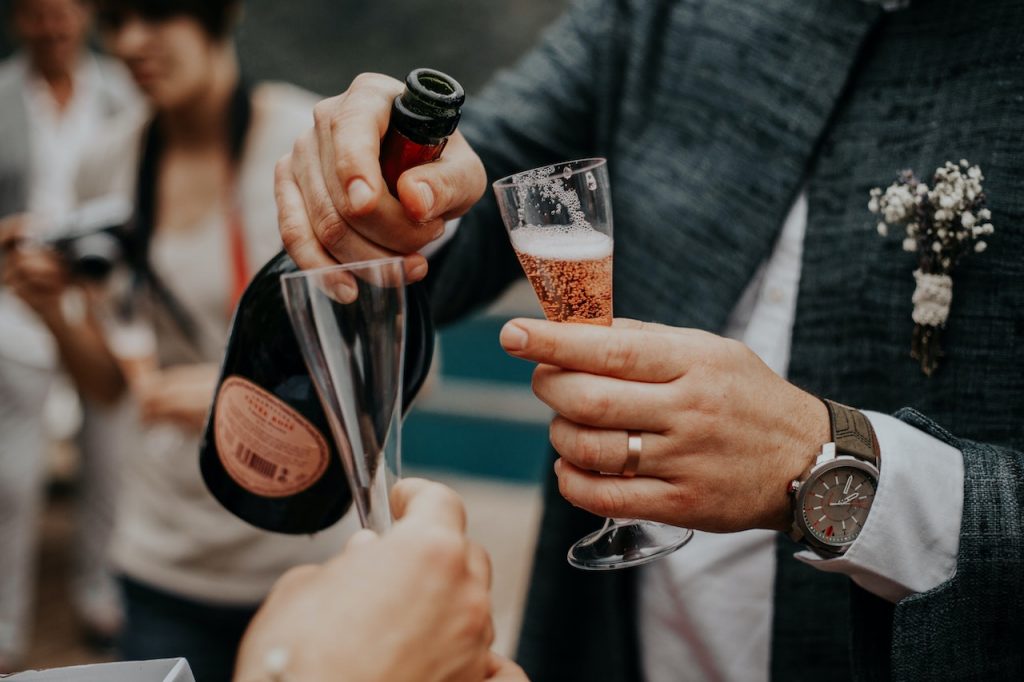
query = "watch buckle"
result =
(816, 442, 837, 465)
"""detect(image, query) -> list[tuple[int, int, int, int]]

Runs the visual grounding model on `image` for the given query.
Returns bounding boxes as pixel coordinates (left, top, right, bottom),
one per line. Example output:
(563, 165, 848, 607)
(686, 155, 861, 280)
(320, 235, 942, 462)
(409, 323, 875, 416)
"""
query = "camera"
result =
(48, 196, 134, 281)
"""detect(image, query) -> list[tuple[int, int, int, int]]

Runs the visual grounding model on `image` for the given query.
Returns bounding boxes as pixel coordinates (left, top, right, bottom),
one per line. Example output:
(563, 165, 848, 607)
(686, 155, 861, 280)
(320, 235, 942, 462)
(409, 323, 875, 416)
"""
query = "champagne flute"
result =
(493, 158, 693, 570)
(106, 315, 158, 392)
(281, 258, 406, 532)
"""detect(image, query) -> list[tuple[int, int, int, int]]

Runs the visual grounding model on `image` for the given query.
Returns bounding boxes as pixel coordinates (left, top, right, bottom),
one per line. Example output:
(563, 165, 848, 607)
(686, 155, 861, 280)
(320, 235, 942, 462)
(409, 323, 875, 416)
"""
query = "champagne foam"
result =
(510, 226, 613, 261)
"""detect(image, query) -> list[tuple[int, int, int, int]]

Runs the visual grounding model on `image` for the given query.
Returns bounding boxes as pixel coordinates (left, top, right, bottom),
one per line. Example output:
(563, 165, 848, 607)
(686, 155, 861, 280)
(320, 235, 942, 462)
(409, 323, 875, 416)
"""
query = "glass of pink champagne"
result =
(493, 158, 693, 570)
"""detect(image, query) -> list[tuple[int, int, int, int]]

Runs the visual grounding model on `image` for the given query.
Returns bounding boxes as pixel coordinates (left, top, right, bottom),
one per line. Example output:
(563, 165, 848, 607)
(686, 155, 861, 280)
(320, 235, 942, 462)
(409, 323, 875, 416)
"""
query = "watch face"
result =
(800, 464, 876, 547)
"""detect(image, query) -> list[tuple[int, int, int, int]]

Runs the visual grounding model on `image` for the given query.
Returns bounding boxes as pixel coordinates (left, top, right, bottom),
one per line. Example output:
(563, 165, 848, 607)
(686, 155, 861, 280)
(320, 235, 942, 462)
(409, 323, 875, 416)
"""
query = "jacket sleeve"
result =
(851, 407, 1024, 681)
(426, 0, 612, 323)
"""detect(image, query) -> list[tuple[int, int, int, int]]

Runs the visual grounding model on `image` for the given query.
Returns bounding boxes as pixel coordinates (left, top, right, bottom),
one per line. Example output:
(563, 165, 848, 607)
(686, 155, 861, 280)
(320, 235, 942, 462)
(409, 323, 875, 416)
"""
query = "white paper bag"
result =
(7, 658, 194, 681)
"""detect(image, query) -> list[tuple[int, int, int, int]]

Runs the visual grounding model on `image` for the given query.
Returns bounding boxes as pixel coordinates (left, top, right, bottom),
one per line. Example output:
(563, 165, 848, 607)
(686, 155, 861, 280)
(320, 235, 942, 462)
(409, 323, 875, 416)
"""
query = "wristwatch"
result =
(788, 399, 880, 557)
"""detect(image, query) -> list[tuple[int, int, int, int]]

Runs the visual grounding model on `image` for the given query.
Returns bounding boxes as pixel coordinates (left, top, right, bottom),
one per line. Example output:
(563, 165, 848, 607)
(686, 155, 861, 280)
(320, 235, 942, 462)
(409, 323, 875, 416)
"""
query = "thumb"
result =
(395, 132, 486, 222)
(344, 529, 379, 551)
(486, 652, 529, 681)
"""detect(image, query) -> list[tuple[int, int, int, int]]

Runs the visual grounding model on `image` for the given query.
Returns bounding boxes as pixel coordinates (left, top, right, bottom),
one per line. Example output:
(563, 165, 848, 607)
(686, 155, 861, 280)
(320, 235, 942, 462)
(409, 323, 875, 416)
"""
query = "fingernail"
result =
(500, 322, 528, 351)
(347, 178, 374, 212)
(554, 459, 563, 475)
(417, 182, 434, 218)
(346, 529, 378, 551)
(432, 224, 446, 240)
(331, 281, 357, 303)
(409, 262, 428, 281)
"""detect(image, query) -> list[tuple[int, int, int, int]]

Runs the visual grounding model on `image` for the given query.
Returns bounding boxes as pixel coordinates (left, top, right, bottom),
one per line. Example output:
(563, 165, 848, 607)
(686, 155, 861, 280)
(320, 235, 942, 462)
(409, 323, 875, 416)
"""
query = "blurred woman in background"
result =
(4, 1, 356, 678)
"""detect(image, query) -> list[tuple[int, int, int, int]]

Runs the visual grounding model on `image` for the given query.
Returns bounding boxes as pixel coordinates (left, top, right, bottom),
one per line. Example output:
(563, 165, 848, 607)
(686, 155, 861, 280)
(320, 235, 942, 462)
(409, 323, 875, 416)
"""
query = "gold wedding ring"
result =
(622, 431, 642, 478)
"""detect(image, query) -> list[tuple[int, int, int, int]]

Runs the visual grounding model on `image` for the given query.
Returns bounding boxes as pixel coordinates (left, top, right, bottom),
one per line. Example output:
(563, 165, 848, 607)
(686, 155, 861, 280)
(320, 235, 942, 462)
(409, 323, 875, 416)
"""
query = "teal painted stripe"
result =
(438, 316, 535, 385)
(403, 411, 549, 483)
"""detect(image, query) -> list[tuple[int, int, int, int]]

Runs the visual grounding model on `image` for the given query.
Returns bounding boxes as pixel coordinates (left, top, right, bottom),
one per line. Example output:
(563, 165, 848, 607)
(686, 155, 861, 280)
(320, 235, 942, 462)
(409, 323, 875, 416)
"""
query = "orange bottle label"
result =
(214, 375, 329, 498)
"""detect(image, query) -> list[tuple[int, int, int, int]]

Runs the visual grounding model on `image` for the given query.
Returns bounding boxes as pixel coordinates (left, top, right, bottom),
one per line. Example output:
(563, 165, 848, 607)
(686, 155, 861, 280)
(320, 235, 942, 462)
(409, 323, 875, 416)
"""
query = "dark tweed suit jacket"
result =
(426, 0, 1024, 679)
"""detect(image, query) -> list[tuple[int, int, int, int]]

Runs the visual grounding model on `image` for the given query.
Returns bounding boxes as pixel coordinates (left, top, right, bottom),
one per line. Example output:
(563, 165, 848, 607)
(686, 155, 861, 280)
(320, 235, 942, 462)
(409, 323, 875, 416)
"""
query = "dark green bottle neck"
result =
(390, 68, 465, 145)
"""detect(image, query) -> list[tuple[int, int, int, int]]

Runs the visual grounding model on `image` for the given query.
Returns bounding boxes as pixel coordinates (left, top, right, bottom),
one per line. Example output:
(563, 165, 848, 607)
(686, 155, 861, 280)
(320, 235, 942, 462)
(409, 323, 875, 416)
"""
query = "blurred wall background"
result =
(0, 0, 568, 95)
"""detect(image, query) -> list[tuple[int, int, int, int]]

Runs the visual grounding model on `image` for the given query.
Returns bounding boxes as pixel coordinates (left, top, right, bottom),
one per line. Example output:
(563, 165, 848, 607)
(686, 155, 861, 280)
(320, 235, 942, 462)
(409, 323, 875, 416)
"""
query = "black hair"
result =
(10, 0, 91, 16)
(94, 0, 240, 39)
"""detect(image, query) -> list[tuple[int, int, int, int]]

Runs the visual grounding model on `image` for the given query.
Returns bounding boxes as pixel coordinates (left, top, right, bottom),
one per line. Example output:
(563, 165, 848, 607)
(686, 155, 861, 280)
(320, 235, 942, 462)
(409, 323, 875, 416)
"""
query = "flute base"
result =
(567, 519, 693, 571)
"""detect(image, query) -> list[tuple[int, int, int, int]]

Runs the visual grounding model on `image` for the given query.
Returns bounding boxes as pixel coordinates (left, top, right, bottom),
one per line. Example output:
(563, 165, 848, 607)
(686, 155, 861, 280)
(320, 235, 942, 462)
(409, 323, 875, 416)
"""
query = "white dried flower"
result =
(880, 183, 916, 223)
(867, 162, 992, 285)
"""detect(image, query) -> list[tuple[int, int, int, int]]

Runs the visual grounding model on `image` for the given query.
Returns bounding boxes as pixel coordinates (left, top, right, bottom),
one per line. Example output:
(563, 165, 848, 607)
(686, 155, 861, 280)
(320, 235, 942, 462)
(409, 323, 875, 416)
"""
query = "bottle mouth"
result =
(405, 68, 465, 111)
(392, 68, 465, 144)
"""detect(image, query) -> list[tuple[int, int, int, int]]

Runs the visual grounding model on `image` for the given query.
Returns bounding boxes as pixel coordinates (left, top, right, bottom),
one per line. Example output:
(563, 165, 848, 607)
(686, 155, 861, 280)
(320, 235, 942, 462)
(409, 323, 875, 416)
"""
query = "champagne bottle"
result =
(200, 68, 463, 534)
(381, 68, 465, 194)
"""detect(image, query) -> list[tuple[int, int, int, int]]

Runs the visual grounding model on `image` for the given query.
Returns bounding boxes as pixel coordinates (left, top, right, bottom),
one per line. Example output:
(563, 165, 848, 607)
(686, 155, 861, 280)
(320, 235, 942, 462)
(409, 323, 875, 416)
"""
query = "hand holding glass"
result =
(493, 158, 692, 569)
(281, 259, 406, 532)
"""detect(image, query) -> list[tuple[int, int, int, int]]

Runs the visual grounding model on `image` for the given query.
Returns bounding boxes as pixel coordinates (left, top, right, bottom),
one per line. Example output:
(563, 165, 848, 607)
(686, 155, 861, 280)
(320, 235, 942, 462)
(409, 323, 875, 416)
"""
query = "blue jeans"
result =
(118, 577, 259, 682)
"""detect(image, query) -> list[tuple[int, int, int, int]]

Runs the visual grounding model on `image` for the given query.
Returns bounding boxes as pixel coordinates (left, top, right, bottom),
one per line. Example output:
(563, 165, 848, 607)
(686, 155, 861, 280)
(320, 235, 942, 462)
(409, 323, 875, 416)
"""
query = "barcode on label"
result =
(235, 443, 278, 479)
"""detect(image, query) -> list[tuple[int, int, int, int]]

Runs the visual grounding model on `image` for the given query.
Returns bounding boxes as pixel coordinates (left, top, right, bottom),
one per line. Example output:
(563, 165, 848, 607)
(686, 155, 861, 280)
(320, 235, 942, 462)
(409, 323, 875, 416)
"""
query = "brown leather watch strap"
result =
(822, 399, 880, 468)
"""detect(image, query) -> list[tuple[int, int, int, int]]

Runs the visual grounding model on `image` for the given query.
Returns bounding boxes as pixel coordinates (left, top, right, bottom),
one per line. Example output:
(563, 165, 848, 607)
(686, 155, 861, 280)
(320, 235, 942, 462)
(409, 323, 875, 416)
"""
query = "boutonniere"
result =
(869, 160, 994, 376)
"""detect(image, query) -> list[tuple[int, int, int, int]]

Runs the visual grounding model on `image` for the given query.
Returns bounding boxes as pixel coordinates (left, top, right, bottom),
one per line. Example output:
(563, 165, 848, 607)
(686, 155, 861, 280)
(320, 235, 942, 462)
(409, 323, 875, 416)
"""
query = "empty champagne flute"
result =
(494, 158, 693, 570)
(281, 258, 406, 532)
(106, 315, 158, 392)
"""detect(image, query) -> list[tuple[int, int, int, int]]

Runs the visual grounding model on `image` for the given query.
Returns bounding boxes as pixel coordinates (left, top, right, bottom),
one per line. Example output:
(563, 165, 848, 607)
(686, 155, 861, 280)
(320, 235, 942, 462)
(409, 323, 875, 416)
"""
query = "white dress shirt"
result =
(638, 192, 964, 682)
(25, 62, 88, 225)
(0, 53, 138, 369)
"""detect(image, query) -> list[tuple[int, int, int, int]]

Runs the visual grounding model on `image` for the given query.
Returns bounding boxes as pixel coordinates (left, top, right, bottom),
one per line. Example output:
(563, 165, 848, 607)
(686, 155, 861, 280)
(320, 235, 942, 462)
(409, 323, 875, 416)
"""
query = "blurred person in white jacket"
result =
(0, 0, 138, 669)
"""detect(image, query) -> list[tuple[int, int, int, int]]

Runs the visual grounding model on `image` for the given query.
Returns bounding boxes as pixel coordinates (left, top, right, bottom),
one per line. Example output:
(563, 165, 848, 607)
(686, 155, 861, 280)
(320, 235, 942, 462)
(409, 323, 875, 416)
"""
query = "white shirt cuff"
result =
(795, 411, 963, 603)
(420, 218, 461, 259)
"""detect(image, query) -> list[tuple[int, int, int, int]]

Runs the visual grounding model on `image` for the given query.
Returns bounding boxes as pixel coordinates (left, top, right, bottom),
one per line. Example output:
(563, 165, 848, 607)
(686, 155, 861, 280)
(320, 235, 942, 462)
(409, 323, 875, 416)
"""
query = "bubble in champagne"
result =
(512, 165, 591, 230)
(510, 225, 613, 325)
